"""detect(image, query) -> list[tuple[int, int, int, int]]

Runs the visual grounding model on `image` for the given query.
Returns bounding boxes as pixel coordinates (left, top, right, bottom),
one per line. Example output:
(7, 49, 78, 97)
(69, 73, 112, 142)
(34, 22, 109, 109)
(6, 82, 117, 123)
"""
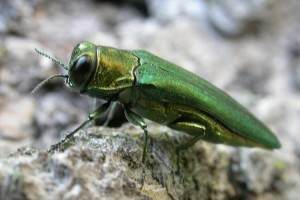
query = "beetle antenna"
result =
(31, 74, 68, 94)
(35, 48, 68, 70)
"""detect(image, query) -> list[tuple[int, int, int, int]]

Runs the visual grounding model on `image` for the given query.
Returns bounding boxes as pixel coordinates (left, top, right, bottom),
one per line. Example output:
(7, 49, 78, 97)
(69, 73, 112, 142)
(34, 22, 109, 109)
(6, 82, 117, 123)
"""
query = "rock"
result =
(146, 0, 206, 23)
(0, 96, 35, 155)
(0, 124, 286, 199)
(207, 0, 274, 37)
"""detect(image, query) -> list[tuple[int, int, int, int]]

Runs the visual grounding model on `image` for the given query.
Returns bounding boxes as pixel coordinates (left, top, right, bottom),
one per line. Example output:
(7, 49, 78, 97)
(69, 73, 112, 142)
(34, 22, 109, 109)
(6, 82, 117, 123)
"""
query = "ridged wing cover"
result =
(132, 50, 281, 149)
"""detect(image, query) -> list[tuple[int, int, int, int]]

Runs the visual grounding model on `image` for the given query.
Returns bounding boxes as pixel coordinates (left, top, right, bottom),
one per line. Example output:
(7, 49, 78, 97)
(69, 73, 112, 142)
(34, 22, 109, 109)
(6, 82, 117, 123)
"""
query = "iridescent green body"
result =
(34, 41, 281, 163)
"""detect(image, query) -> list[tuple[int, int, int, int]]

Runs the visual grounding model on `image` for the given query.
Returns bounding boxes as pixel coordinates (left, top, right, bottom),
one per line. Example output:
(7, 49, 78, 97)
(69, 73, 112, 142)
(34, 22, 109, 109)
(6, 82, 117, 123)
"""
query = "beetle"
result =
(32, 41, 281, 163)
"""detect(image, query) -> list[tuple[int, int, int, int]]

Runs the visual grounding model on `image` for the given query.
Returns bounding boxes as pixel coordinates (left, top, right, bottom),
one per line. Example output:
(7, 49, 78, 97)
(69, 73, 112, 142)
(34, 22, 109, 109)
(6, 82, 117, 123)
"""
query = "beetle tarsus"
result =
(139, 166, 146, 189)
(48, 102, 111, 152)
(48, 134, 70, 153)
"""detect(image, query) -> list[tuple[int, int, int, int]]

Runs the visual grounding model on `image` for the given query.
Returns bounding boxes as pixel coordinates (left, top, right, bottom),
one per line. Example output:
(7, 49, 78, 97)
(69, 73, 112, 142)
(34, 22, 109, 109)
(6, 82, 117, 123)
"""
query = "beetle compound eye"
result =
(69, 55, 95, 89)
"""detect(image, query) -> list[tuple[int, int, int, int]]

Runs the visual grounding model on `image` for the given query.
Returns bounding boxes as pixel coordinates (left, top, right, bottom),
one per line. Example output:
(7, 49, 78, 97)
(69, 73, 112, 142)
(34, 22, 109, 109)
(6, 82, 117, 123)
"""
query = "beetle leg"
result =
(89, 98, 99, 127)
(48, 101, 111, 152)
(103, 102, 119, 126)
(124, 109, 148, 164)
(168, 121, 206, 174)
(176, 134, 204, 152)
(168, 121, 206, 151)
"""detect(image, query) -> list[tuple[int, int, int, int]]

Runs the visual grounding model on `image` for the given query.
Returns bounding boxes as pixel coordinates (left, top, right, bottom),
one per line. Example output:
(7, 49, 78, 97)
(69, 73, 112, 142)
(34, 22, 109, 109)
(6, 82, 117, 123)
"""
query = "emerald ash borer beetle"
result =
(32, 41, 281, 163)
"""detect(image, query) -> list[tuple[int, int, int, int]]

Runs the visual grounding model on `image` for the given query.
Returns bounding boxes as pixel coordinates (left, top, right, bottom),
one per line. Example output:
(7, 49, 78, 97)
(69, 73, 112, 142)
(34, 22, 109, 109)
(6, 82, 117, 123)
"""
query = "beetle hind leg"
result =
(168, 121, 206, 174)
(168, 121, 206, 150)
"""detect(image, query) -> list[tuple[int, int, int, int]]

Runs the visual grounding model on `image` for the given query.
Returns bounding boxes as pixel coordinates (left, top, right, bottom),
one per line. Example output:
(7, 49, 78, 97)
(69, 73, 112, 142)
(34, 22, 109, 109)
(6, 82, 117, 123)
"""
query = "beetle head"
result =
(32, 41, 98, 94)
(67, 42, 98, 93)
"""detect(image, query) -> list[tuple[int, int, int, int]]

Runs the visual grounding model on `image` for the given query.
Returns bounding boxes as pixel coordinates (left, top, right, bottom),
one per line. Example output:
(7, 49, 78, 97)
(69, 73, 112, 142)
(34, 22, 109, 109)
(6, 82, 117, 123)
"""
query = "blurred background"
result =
(0, 0, 300, 198)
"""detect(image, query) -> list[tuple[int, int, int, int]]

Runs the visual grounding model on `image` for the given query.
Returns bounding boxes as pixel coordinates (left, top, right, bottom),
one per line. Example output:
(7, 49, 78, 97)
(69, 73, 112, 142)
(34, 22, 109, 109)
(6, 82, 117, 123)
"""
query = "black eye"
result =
(69, 56, 95, 89)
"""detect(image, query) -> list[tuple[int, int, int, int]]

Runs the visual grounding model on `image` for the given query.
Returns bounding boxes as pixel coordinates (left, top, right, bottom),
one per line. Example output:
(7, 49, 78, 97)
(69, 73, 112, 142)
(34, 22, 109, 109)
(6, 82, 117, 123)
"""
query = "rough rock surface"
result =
(0, 124, 285, 200)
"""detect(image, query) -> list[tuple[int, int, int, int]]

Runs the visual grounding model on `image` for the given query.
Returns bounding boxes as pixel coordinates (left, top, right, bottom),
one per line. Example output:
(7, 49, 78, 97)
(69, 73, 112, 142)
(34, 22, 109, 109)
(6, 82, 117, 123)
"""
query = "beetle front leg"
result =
(49, 101, 111, 152)
(124, 109, 149, 164)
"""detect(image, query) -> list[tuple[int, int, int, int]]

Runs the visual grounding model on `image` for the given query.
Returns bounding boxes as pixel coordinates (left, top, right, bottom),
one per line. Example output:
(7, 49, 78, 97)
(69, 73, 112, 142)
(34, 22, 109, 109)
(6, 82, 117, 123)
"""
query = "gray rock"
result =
(207, 0, 274, 37)
(0, 125, 286, 199)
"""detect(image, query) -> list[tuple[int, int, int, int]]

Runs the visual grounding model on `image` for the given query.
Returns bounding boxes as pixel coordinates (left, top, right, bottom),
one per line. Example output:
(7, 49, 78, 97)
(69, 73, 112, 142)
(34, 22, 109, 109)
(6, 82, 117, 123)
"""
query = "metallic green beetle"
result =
(33, 41, 281, 163)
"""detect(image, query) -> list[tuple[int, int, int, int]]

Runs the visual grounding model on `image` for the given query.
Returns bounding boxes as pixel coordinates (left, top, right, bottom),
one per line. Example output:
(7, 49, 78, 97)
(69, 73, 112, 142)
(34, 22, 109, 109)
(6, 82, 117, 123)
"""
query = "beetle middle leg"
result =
(48, 101, 111, 152)
(124, 108, 149, 164)
(124, 108, 149, 188)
